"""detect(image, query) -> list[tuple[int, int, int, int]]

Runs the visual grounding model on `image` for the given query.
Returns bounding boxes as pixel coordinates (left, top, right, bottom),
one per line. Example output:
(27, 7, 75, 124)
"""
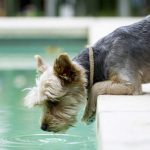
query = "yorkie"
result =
(25, 16, 150, 132)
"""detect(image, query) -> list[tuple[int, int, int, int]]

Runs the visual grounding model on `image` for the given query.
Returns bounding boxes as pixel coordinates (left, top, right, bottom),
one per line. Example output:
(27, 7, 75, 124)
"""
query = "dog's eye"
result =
(47, 100, 59, 107)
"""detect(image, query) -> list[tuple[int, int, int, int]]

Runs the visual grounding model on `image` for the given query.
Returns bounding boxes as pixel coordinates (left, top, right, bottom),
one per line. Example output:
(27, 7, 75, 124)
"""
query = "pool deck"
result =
(96, 84, 150, 150)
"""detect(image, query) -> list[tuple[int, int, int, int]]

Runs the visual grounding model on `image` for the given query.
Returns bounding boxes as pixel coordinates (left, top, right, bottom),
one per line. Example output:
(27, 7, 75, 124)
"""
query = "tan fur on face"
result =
(39, 62, 87, 132)
(24, 67, 65, 107)
(25, 54, 87, 132)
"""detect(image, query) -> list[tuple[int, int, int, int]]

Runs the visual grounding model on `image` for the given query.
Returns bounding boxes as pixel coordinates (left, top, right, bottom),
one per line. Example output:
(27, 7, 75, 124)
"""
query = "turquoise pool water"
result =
(0, 34, 96, 150)
(0, 69, 96, 150)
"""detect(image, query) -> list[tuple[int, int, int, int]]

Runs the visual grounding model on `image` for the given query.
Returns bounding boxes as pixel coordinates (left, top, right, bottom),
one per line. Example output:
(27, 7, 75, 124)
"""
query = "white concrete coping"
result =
(0, 17, 143, 69)
(0, 17, 142, 39)
(0, 17, 92, 38)
(96, 84, 150, 150)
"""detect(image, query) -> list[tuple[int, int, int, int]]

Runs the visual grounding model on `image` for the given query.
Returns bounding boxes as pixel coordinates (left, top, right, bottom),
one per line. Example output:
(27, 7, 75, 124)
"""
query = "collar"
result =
(89, 47, 94, 88)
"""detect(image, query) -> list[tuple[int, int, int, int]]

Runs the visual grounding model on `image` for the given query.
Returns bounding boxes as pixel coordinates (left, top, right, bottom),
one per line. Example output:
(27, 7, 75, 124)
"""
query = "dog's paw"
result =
(85, 113, 96, 125)
(82, 110, 96, 125)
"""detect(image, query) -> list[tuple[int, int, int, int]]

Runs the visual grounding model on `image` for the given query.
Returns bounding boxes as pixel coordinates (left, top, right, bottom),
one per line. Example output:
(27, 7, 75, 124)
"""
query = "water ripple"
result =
(0, 133, 94, 148)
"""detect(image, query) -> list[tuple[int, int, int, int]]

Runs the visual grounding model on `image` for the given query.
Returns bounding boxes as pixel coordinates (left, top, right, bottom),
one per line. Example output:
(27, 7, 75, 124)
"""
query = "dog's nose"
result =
(41, 123, 48, 131)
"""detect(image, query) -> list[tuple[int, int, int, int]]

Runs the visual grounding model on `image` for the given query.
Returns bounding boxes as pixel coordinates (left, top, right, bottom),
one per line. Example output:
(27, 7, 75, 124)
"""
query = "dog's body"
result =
(25, 16, 150, 132)
(74, 16, 150, 88)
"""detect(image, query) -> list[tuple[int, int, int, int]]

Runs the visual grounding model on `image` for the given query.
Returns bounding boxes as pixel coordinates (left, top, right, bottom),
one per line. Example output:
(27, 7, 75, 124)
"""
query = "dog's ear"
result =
(35, 55, 47, 74)
(53, 54, 80, 83)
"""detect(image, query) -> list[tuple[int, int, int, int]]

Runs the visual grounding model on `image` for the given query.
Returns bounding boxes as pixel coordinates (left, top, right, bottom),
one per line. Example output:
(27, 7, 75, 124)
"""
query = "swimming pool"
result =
(0, 35, 96, 149)
(0, 69, 96, 150)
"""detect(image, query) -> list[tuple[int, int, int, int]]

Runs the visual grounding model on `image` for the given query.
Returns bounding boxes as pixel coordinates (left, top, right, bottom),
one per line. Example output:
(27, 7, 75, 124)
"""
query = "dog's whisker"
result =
(22, 88, 32, 92)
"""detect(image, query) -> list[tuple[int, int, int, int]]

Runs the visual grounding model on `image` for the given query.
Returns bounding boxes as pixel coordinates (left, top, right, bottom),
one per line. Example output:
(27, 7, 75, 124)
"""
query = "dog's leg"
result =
(82, 80, 138, 124)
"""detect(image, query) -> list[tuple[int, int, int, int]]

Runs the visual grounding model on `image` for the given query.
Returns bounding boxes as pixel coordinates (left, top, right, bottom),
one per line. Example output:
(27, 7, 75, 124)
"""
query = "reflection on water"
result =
(0, 133, 95, 150)
(0, 70, 96, 150)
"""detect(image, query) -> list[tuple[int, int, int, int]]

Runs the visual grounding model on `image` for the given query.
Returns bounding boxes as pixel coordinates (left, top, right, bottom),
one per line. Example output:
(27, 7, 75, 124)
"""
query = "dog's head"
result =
(24, 54, 87, 133)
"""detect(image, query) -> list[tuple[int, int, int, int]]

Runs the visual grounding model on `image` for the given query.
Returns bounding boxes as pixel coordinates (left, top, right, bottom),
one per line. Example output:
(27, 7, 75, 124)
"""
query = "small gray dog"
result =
(25, 16, 150, 133)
